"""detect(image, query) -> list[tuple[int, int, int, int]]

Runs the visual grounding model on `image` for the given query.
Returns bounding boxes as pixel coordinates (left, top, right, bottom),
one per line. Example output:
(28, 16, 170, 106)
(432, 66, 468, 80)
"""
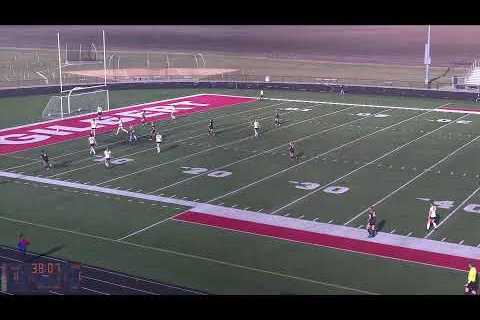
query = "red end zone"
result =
(175, 211, 476, 272)
(0, 94, 256, 155)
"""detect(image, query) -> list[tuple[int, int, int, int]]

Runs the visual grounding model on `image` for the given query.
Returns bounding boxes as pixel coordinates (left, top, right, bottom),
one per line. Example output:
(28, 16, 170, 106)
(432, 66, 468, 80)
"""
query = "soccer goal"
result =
(42, 30, 109, 120)
(42, 85, 110, 120)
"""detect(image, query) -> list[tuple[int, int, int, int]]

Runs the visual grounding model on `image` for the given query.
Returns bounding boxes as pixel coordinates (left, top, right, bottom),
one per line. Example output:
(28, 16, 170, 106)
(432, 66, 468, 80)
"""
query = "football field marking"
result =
(273, 113, 469, 215)
(346, 129, 480, 226)
(41, 107, 301, 178)
(208, 109, 436, 204)
(95, 104, 361, 186)
(1, 99, 289, 171)
(117, 211, 187, 241)
(425, 185, 480, 238)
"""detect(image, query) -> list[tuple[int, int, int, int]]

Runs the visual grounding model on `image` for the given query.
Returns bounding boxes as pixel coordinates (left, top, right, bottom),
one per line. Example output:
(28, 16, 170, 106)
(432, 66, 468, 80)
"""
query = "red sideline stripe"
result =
(439, 107, 480, 113)
(175, 211, 476, 271)
(0, 94, 256, 155)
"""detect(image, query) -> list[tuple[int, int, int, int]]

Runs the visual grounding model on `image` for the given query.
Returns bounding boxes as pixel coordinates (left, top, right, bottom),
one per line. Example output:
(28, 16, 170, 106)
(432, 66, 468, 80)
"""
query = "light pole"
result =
(424, 25, 431, 87)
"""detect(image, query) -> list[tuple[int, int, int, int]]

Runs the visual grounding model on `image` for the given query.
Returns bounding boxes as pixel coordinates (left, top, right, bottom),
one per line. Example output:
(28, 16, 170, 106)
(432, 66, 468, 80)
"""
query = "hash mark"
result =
(244, 207, 250, 210)
(357, 225, 364, 228)
(390, 229, 396, 234)
(258, 209, 264, 212)
(406, 232, 413, 237)
(217, 202, 224, 206)
(328, 219, 333, 223)
(232, 204, 238, 208)
(314, 218, 320, 222)
(441, 237, 447, 242)
(283, 213, 290, 217)
(459, 240, 465, 245)
(171, 195, 177, 198)
(298, 215, 304, 219)
(194, 198, 200, 201)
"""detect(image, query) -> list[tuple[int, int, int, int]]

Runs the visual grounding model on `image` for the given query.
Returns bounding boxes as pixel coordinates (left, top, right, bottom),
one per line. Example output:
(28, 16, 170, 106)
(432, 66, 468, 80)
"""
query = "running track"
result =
(0, 245, 206, 295)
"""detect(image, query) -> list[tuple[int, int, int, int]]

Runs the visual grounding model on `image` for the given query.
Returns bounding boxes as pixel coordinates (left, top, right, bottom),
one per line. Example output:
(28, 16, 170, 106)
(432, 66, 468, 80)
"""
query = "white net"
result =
(42, 88, 109, 120)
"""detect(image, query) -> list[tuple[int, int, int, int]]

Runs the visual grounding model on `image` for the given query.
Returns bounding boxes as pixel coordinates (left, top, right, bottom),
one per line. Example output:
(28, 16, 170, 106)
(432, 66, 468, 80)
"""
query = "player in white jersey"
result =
(426, 200, 438, 231)
(104, 147, 112, 168)
(115, 118, 128, 135)
(90, 118, 97, 137)
(155, 133, 163, 153)
(259, 90, 264, 100)
(170, 110, 176, 120)
(97, 106, 103, 120)
(253, 119, 260, 137)
(88, 134, 97, 155)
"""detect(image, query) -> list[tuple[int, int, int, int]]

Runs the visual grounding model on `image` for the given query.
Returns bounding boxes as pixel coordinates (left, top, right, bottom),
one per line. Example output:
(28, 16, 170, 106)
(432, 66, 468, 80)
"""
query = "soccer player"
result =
(426, 200, 438, 231)
(259, 89, 264, 100)
(465, 263, 478, 295)
(475, 92, 480, 103)
(208, 119, 215, 136)
(253, 119, 260, 137)
(141, 110, 147, 126)
(90, 118, 97, 137)
(40, 150, 52, 170)
(170, 110, 176, 120)
(115, 118, 128, 135)
(288, 142, 298, 161)
(274, 110, 281, 126)
(88, 134, 97, 155)
(128, 126, 138, 144)
(104, 147, 112, 168)
(339, 85, 345, 96)
(97, 105, 103, 120)
(367, 207, 377, 238)
(150, 123, 157, 141)
(155, 132, 163, 154)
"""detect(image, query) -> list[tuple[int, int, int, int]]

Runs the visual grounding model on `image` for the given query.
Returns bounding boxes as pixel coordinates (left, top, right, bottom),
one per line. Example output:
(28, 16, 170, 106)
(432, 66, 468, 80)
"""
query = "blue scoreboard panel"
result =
(1, 262, 81, 294)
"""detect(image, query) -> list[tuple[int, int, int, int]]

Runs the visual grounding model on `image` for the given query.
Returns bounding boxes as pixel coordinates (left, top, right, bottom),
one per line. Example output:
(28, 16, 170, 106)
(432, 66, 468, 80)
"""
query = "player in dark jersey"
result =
(288, 142, 298, 161)
(274, 111, 281, 126)
(208, 119, 215, 136)
(150, 123, 156, 141)
(367, 207, 377, 237)
(141, 110, 147, 126)
(40, 150, 52, 170)
(339, 85, 345, 96)
(128, 126, 138, 144)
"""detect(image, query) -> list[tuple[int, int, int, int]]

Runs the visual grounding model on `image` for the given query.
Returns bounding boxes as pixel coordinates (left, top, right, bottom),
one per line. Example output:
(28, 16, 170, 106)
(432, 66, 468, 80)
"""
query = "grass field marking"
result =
(147, 105, 392, 194)
(346, 127, 480, 227)
(272, 113, 469, 215)
(246, 96, 460, 114)
(81, 275, 159, 295)
(81, 287, 110, 295)
(49, 290, 63, 295)
(425, 185, 480, 239)
(116, 211, 188, 241)
(96, 104, 361, 186)
(208, 109, 435, 204)
(46, 106, 304, 179)
(0, 212, 378, 295)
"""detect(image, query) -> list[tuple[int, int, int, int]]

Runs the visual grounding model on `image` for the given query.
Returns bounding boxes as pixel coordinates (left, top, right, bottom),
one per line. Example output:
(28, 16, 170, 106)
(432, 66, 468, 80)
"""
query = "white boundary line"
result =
(273, 113, 470, 215)
(81, 286, 111, 295)
(117, 211, 187, 241)
(345, 128, 480, 226)
(81, 275, 158, 295)
(207, 109, 435, 204)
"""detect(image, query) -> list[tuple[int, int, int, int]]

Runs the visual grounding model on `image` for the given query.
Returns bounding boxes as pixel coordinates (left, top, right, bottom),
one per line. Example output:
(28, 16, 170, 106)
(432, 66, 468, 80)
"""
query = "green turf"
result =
(1, 87, 480, 294)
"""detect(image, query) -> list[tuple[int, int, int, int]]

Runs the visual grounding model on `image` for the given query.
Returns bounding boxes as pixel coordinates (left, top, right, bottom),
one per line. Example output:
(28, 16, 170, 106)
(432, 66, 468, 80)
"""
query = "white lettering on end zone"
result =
(0, 133, 50, 144)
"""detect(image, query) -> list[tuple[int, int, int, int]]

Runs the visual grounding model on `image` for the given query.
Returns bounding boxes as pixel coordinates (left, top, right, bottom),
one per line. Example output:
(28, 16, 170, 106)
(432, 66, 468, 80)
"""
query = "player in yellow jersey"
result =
(465, 263, 478, 295)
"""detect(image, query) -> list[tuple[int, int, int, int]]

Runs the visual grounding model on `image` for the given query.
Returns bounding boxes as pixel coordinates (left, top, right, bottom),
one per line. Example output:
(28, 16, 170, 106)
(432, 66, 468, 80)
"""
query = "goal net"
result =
(42, 86, 110, 120)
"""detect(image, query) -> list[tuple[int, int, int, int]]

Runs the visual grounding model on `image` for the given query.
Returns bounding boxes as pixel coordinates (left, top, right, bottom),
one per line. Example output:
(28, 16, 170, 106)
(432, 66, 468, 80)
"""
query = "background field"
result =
(1, 88, 480, 294)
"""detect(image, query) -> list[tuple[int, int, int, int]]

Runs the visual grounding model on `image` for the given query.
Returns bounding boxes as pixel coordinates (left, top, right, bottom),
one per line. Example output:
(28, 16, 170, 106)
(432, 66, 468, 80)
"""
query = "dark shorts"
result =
(467, 281, 478, 292)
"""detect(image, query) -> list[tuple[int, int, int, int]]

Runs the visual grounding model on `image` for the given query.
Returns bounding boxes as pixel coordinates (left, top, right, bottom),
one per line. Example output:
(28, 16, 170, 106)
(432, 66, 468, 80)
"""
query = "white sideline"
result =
(345, 129, 480, 226)
(273, 113, 470, 215)
(207, 108, 435, 204)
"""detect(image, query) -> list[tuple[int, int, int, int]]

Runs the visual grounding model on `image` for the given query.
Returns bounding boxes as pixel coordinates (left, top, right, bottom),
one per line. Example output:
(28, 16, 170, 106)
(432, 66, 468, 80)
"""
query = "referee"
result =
(465, 263, 478, 295)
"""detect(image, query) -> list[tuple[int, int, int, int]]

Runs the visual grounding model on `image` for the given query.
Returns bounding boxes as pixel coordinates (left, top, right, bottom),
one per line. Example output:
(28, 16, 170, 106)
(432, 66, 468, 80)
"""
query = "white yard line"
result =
(96, 105, 360, 186)
(208, 109, 435, 204)
(81, 276, 158, 295)
(346, 135, 480, 226)
(425, 185, 480, 238)
(81, 287, 111, 295)
(116, 211, 187, 241)
(274, 113, 469, 216)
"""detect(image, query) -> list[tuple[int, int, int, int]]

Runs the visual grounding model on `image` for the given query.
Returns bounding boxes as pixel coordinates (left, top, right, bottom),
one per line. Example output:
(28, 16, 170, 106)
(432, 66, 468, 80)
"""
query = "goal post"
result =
(42, 86, 110, 120)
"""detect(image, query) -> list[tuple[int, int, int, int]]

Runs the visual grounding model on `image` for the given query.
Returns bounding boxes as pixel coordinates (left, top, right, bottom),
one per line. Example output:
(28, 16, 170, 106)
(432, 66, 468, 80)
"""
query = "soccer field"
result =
(1, 87, 480, 294)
